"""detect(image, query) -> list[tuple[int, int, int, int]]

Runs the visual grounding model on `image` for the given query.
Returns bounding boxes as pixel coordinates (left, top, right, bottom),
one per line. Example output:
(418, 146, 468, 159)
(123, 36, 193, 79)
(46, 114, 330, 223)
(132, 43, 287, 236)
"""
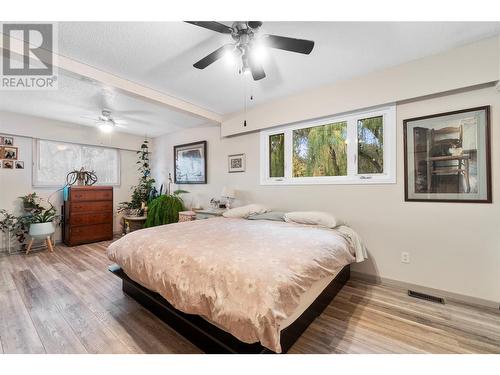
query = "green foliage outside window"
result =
(293, 121, 347, 177)
(269, 133, 285, 178)
(358, 116, 384, 174)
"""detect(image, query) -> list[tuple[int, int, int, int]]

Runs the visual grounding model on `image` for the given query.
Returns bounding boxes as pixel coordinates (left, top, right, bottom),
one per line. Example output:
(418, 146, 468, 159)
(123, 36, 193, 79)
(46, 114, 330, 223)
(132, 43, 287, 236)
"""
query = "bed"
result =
(107, 217, 366, 353)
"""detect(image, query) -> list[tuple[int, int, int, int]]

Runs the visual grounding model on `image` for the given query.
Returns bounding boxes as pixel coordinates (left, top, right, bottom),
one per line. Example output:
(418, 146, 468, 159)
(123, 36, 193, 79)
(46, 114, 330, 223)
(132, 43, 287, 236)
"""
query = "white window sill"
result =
(260, 176, 396, 186)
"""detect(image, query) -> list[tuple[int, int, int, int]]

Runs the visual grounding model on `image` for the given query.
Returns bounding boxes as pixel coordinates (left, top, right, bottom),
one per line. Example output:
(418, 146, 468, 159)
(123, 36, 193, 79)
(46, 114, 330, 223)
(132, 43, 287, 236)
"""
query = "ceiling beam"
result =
(0, 33, 222, 124)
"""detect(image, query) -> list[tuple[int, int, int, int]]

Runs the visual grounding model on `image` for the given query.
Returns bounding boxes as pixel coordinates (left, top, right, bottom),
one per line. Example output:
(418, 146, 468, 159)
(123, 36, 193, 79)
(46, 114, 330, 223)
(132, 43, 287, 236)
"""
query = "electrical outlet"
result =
(401, 252, 410, 264)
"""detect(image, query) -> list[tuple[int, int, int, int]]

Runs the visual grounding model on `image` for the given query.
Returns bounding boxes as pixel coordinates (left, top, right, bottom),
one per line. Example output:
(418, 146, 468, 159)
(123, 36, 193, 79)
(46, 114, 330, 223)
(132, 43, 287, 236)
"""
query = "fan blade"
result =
(248, 54, 266, 81)
(185, 21, 233, 34)
(264, 34, 314, 54)
(248, 21, 263, 29)
(194, 44, 234, 69)
(80, 115, 98, 120)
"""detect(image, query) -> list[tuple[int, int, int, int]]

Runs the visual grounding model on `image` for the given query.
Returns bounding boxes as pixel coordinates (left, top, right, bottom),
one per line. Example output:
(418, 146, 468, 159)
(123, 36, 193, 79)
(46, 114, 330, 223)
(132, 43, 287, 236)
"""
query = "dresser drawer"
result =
(70, 212, 113, 226)
(69, 223, 113, 244)
(71, 189, 113, 202)
(71, 201, 113, 213)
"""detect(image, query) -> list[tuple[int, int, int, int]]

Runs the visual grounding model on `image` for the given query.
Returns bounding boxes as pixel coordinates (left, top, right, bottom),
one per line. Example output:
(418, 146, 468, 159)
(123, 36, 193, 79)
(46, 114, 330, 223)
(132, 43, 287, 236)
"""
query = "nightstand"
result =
(194, 208, 226, 220)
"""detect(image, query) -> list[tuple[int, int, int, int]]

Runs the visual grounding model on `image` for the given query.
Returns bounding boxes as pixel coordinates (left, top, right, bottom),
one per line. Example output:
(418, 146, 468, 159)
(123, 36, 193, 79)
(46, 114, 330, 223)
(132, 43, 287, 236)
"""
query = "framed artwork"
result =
(403, 106, 491, 203)
(3, 160, 14, 169)
(3, 136, 14, 146)
(174, 141, 207, 184)
(2, 146, 18, 160)
(228, 153, 245, 173)
(15, 161, 24, 169)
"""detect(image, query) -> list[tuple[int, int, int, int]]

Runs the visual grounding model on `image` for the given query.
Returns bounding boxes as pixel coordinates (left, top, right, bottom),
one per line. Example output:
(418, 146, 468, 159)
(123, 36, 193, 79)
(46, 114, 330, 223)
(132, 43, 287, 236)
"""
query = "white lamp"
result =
(221, 187, 236, 209)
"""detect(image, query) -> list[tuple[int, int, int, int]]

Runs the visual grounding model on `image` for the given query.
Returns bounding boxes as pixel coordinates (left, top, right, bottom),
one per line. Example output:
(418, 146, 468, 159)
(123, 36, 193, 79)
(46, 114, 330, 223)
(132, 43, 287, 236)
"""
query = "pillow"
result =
(284, 211, 337, 228)
(247, 211, 286, 222)
(222, 204, 270, 219)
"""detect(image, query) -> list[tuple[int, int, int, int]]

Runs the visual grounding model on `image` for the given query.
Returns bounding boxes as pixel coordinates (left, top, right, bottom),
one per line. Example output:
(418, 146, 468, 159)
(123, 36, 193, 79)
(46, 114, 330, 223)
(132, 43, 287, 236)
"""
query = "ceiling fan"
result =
(186, 21, 315, 81)
(81, 109, 126, 133)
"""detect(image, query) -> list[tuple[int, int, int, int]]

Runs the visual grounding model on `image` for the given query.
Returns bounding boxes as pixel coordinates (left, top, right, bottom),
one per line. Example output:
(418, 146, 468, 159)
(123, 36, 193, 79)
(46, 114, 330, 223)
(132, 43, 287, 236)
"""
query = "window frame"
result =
(32, 138, 121, 188)
(260, 105, 396, 185)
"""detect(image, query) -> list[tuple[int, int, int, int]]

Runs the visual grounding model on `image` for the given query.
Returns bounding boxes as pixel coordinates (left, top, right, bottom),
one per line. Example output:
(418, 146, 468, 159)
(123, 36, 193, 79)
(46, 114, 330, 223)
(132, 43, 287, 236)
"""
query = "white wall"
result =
(153, 85, 500, 303)
(0, 112, 144, 251)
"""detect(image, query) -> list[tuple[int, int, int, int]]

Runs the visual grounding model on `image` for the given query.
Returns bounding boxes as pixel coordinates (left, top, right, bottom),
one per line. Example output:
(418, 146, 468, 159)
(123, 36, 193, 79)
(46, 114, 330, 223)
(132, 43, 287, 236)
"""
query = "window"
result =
(269, 133, 285, 178)
(260, 106, 396, 185)
(33, 139, 120, 187)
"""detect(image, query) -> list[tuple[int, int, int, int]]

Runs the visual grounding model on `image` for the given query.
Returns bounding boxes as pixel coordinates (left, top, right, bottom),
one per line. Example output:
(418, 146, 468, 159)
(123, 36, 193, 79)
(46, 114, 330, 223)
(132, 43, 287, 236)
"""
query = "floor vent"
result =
(408, 290, 445, 304)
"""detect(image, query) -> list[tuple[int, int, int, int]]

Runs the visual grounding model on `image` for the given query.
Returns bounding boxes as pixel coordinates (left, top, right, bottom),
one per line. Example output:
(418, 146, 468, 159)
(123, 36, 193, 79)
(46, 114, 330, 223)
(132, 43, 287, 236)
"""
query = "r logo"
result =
(2, 23, 53, 76)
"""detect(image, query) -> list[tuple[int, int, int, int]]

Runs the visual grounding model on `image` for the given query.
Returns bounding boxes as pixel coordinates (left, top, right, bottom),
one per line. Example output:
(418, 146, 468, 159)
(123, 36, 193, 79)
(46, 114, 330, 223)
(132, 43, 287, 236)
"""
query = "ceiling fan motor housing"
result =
(187, 21, 314, 81)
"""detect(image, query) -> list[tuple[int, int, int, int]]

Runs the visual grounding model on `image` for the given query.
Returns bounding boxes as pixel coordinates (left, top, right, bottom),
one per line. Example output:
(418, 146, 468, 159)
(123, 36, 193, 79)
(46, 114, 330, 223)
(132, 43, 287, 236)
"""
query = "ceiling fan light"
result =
(252, 44, 267, 63)
(98, 121, 114, 133)
(223, 49, 237, 65)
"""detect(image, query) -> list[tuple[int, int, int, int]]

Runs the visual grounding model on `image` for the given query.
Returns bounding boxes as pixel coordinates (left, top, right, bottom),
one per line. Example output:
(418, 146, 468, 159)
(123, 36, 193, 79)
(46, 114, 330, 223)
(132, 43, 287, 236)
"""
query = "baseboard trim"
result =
(351, 271, 499, 311)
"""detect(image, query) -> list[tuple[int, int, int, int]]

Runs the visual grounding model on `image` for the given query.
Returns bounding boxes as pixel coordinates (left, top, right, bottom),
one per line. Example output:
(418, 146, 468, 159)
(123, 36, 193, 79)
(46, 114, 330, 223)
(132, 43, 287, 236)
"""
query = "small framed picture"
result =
(15, 161, 24, 169)
(3, 136, 14, 146)
(228, 153, 246, 173)
(3, 160, 14, 169)
(2, 146, 18, 160)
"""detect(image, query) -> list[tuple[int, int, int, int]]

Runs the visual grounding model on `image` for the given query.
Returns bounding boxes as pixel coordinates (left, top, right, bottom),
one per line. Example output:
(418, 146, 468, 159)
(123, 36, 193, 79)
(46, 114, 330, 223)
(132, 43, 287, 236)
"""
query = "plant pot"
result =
(124, 208, 142, 217)
(29, 222, 55, 240)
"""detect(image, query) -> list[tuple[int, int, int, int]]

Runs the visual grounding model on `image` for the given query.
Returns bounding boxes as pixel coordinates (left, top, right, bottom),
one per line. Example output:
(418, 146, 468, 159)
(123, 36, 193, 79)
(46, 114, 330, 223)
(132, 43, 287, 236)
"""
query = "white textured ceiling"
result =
(2, 22, 500, 136)
(0, 71, 208, 137)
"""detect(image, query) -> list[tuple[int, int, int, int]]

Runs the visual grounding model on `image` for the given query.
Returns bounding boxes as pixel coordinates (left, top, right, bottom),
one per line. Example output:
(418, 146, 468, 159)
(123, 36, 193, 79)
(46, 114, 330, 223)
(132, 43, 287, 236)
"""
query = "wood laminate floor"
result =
(0, 241, 499, 354)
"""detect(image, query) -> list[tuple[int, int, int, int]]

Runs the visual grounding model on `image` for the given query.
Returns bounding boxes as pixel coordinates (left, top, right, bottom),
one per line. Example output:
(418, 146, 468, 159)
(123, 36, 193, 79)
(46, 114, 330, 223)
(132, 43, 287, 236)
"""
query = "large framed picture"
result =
(174, 141, 207, 184)
(403, 106, 491, 203)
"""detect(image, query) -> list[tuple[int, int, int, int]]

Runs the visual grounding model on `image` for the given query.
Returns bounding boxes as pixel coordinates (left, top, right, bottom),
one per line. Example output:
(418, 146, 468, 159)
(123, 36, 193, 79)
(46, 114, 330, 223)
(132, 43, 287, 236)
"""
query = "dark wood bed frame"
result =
(109, 264, 350, 354)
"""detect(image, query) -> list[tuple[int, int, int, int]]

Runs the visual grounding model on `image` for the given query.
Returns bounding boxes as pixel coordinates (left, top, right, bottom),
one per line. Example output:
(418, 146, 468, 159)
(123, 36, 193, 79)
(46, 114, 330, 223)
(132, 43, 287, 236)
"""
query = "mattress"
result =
(279, 272, 337, 331)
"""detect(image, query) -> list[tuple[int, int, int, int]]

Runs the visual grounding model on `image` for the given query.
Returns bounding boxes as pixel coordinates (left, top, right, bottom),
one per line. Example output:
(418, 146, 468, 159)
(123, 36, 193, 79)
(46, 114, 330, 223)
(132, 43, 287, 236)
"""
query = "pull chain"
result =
(243, 74, 254, 128)
(243, 73, 247, 127)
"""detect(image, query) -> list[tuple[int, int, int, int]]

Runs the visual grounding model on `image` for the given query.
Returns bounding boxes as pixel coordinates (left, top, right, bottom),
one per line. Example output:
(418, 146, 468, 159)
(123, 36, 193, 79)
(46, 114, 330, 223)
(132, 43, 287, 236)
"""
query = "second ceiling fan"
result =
(186, 21, 315, 81)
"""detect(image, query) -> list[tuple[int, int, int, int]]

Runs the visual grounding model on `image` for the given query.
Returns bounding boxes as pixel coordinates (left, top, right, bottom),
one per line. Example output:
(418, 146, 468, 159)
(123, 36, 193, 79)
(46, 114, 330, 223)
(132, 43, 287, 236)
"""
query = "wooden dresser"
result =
(63, 186, 114, 246)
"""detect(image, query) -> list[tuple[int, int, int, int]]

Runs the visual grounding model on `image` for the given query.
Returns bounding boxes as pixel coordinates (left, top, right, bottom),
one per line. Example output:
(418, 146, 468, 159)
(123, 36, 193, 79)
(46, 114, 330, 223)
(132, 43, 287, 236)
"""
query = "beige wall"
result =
(0, 112, 144, 251)
(153, 85, 500, 303)
(222, 36, 500, 136)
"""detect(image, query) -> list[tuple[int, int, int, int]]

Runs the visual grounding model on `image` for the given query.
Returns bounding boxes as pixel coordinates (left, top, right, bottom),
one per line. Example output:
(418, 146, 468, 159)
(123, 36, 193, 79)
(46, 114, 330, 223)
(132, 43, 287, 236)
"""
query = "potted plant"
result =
(144, 190, 188, 228)
(18, 193, 60, 252)
(118, 139, 156, 216)
(19, 192, 43, 212)
(27, 204, 58, 252)
(0, 209, 30, 253)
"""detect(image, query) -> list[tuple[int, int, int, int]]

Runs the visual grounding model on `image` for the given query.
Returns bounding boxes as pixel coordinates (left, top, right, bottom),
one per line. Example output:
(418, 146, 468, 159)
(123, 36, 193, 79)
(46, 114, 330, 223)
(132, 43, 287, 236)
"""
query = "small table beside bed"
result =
(107, 209, 367, 354)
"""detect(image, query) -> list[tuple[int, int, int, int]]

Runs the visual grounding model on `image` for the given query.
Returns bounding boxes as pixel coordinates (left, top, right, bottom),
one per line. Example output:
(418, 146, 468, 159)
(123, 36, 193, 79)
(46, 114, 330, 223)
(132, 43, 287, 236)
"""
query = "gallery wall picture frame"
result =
(174, 140, 207, 184)
(15, 161, 24, 169)
(2, 146, 18, 160)
(228, 153, 246, 173)
(3, 160, 14, 169)
(3, 136, 14, 146)
(403, 105, 491, 203)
